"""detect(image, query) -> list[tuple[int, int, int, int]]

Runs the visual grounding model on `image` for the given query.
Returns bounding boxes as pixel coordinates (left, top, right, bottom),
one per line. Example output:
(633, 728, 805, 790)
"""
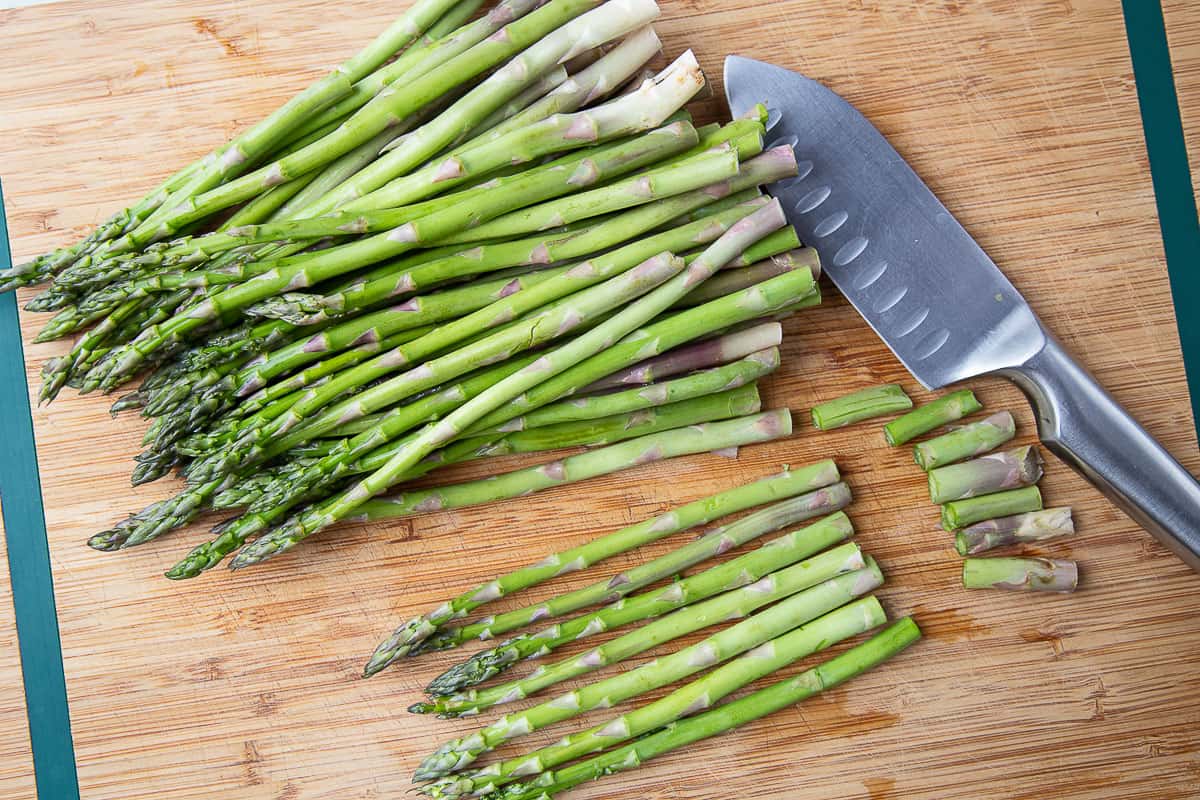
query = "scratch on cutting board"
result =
(194, 17, 247, 58)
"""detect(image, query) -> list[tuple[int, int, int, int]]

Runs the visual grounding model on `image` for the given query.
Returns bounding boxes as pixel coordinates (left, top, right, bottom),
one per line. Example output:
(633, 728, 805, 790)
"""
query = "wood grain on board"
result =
(1, 1, 1199, 798)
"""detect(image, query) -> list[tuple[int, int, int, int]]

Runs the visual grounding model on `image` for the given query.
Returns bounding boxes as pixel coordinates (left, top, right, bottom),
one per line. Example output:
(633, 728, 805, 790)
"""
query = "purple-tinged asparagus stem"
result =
(928, 445, 1044, 504)
(672, 248, 819, 308)
(580, 322, 782, 393)
(914, 411, 1016, 470)
(954, 507, 1075, 555)
(962, 557, 1078, 592)
(884, 389, 982, 446)
(941, 486, 1043, 531)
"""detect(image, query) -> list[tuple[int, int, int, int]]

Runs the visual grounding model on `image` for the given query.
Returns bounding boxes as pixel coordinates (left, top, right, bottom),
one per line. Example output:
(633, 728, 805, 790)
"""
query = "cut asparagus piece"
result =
(883, 389, 982, 446)
(490, 617, 921, 800)
(411, 560, 885, 778)
(362, 460, 839, 673)
(962, 557, 1078, 592)
(811, 384, 913, 431)
(913, 411, 1016, 470)
(928, 445, 1044, 504)
(423, 512, 856, 694)
(954, 507, 1076, 555)
(941, 486, 1043, 531)
(421, 596, 886, 798)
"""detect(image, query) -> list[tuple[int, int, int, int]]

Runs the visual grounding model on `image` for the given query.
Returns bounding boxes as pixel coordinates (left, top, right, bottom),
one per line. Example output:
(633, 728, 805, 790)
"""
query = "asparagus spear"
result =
(411, 560, 885, 778)
(883, 388, 982, 446)
(810, 384, 913, 431)
(954, 507, 1076, 555)
(422, 510, 856, 693)
(579, 323, 780, 393)
(913, 410, 1016, 470)
(962, 557, 1078, 592)
(672, 247, 819, 308)
(491, 618, 921, 800)
(228, 202, 793, 567)
(422, 597, 886, 798)
(941, 486, 1043, 531)
(361, 460, 838, 671)
(928, 445, 1043, 504)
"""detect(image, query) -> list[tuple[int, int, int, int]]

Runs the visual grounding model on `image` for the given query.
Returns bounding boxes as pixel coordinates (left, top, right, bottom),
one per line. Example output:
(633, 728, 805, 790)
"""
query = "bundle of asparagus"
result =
(4, 0, 832, 578)
(363, 471, 919, 795)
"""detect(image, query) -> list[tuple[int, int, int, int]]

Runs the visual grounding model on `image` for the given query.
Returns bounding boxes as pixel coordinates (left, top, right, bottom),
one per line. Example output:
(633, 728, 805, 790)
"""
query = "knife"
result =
(725, 56, 1200, 571)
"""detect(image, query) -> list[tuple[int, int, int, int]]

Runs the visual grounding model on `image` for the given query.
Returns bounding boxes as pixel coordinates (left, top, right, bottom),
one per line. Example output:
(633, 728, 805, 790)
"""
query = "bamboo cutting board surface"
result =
(2, 1, 1200, 798)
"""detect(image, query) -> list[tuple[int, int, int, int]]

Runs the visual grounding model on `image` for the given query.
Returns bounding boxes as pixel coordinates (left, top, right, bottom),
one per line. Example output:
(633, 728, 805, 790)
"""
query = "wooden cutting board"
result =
(2, 1, 1199, 798)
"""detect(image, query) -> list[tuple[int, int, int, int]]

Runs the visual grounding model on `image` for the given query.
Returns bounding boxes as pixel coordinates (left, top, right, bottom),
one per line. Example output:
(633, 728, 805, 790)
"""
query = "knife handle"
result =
(998, 335, 1200, 572)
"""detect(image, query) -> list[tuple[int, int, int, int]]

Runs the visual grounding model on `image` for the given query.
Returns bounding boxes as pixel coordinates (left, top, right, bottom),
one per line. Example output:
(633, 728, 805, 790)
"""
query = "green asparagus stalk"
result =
(941, 486, 1043, 531)
(810, 384, 913, 431)
(411, 560, 885, 778)
(913, 411, 1016, 470)
(423, 597, 886, 798)
(361, 460, 837, 671)
(962, 557, 1078, 592)
(928, 445, 1043, 504)
(954, 507, 1075, 555)
(492, 618, 922, 800)
(883, 389, 982, 446)
(579, 322, 780, 393)
(228, 201, 794, 567)
(422, 511, 857, 694)
(672, 247, 819, 308)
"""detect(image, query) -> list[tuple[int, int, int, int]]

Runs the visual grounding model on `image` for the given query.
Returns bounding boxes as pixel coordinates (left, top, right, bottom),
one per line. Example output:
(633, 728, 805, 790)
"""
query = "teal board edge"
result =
(0, 179, 81, 798)
(1123, 0, 1200, 440)
(0, 4, 1195, 797)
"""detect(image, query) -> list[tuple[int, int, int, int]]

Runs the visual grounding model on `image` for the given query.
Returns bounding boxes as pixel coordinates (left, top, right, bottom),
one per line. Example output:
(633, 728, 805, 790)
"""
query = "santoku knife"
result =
(724, 55, 1200, 571)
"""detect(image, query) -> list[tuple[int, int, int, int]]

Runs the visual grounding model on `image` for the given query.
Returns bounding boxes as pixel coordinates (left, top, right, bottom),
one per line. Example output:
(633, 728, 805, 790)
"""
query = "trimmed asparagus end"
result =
(810, 384, 912, 431)
(962, 557, 1078, 592)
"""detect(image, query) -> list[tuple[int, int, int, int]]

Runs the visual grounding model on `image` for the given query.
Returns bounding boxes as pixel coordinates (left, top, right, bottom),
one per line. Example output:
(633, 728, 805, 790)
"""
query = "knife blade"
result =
(725, 55, 1200, 571)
